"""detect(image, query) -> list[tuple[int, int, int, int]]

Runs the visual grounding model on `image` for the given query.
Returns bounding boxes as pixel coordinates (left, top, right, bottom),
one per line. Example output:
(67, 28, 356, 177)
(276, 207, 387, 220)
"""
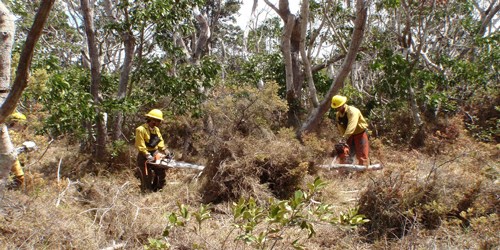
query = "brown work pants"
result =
(345, 131, 370, 166)
(137, 152, 166, 192)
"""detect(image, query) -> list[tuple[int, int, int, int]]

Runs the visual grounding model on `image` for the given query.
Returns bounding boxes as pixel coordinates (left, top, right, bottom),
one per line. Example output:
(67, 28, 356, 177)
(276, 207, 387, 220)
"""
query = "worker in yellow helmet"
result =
(7, 111, 27, 189)
(134, 109, 170, 192)
(331, 95, 370, 166)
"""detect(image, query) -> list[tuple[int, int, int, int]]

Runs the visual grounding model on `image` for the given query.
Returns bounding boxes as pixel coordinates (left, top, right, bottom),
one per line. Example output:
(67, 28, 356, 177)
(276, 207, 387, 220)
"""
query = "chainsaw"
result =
(147, 152, 205, 171)
(333, 142, 353, 164)
(320, 142, 382, 171)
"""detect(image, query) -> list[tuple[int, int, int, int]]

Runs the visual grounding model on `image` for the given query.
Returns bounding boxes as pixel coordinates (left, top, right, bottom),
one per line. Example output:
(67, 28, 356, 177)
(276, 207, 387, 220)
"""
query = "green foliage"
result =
(132, 56, 220, 117)
(108, 140, 127, 159)
(157, 178, 369, 249)
(144, 238, 170, 250)
(375, 0, 401, 10)
(164, 203, 211, 237)
(38, 66, 95, 139)
(231, 52, 285, 90)
(130, 0, 204, 53)
(335, 207, 370, 229)
(8, 1, 81, 64)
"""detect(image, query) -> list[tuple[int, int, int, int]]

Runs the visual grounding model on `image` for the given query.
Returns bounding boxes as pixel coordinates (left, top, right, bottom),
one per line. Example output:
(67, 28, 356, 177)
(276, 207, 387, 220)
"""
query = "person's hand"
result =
(146, 155, 154, 162)
(163, 150, 174, 159)
(166, 152, 174, 160)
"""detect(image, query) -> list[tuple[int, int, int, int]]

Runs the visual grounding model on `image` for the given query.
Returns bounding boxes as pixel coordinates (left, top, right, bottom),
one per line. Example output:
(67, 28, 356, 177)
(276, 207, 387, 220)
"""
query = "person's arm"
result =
(135, 127, 150, 156)
(343, 107, 360, 138)
(336, 112, 346, 136)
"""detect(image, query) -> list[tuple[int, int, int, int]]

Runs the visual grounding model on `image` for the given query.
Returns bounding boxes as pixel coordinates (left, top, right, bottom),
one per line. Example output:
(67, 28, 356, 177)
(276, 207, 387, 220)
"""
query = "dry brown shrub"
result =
(358, 144, 499, 243)
(196, 83, 327, 203)
(422, 115, 464, 155)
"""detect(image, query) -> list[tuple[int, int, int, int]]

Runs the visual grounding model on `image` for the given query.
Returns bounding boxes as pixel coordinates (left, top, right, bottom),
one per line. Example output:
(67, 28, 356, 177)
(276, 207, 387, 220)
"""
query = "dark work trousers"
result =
(137, 152, 167, 192)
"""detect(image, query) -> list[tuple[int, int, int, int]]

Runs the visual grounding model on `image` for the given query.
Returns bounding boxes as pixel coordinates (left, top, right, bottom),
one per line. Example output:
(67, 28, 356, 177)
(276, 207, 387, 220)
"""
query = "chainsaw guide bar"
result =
(147, 159, 205, 171)
(318, 163, 383, 171)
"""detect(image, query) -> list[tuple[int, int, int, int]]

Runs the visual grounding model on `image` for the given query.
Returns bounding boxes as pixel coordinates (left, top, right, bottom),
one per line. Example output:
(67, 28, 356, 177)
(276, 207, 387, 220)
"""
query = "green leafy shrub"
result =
(159, 178, 369, 249)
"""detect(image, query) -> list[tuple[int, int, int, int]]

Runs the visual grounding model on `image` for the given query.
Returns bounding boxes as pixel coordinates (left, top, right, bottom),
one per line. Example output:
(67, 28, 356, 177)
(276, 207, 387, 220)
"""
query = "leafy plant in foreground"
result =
(156, 178, 369, 249)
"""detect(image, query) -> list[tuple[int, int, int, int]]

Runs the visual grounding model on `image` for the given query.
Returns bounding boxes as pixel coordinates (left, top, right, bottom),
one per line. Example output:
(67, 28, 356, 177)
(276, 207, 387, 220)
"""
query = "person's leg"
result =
(137, 154, 152, 192)
(152, 167, 166, 191)
(353, 132, 370, 166)
(342, 137, 354, 164)
(10, 160, 24, 189)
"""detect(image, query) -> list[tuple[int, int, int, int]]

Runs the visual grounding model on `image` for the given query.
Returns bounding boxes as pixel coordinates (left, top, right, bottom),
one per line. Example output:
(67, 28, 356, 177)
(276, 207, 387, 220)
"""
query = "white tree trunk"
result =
(0, 2, 17, 187)
(299, 0, 319, 108)
(0, 125, 16, 186)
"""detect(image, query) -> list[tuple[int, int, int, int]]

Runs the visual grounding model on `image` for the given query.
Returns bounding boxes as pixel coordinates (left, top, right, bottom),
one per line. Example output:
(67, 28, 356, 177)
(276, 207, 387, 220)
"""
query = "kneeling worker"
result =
(331, 95, 370, 166)
(7, 112, 27, 189)
(135, 109, 170, 192)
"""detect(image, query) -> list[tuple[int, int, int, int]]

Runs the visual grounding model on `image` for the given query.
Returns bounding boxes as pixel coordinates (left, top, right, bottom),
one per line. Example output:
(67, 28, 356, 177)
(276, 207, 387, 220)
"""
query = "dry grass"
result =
(1, 84, 498, 249)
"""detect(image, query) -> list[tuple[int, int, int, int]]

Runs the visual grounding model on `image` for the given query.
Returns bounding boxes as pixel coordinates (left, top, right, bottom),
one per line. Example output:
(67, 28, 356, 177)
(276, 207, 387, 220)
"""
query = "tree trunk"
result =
(191, 6, 210, 64)
(104, 0, 135, 141)
(113, 30, 134, 141)
(299, 0, 319, 108)
(81, 0, 107, 162)
(265, 0, 305, 128)
(0, 2, 16, 187)
(0, 0, 55, 188)
(300, 0, 369, 135)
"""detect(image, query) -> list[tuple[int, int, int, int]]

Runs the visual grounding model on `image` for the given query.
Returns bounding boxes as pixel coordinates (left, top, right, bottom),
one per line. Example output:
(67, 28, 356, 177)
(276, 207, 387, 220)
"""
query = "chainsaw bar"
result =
(148, 159, 205, 171)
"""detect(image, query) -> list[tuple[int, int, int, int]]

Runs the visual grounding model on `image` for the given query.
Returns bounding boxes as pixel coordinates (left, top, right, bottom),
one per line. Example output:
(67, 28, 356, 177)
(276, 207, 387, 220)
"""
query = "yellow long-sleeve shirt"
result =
(336, 104, 368, 138)
(135, 123, 165, 156)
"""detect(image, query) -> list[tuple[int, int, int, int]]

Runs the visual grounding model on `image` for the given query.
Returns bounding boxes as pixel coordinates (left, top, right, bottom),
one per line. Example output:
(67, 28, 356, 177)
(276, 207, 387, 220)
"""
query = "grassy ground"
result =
(0, 124, 498, 249)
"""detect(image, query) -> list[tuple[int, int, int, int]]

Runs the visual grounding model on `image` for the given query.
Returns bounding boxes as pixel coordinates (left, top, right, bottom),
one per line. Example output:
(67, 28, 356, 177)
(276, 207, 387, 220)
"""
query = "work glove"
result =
(166, 152, 174, 160)
(146, 154, 154, 162)
(339, 136, 347, 144)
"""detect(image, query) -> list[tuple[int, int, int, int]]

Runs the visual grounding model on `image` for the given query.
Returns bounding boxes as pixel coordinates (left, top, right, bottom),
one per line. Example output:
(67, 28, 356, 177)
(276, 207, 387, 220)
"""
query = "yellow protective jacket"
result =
(336, 104, 368, 138)
(135, 123, 166, 157)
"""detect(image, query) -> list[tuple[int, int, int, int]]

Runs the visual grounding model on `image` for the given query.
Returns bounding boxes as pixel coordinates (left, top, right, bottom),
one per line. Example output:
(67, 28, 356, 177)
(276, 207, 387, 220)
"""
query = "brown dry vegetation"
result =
(0, 83, 498, 249)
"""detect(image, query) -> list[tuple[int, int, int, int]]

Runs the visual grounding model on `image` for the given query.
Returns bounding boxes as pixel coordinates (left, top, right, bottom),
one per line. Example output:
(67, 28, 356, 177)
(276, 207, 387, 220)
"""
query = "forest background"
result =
(0, 0, 498, 249)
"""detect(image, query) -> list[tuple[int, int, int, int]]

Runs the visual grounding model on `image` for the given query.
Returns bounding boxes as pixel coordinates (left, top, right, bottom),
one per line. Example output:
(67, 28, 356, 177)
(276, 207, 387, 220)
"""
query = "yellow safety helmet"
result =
(9, 112, 27, 121)
(145, 109, 163, 121)
(331, 95, 347, 109)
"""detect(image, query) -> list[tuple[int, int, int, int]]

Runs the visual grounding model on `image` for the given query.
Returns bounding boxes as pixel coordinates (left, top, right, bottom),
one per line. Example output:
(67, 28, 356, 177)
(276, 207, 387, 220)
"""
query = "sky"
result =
(237, 1, 300, 28)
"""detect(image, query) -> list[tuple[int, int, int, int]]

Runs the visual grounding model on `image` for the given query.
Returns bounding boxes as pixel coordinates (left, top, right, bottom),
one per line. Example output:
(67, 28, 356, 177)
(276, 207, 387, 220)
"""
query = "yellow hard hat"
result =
(9, 112, 27, 121)
(145, 109, 163, 121)
(331, 95, 347, 109)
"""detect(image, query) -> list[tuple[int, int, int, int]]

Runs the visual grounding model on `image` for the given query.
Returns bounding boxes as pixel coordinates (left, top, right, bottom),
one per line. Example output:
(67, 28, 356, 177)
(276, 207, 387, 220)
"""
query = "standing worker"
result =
(135, 109, 170, 192)
(7, 112, 27, 189)
(331, 95, 370, 166)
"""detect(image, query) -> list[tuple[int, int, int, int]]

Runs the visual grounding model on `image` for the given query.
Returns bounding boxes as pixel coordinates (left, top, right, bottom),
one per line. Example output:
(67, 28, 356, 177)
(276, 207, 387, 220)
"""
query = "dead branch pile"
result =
(196, 83, 326, 203)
